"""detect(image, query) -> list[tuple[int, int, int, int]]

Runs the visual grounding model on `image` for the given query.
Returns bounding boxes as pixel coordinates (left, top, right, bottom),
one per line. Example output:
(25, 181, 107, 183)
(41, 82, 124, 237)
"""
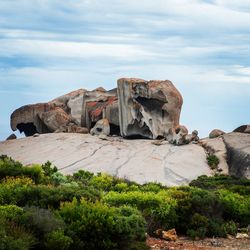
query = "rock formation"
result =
(223, 132, 250, 179)
(209, 129, 225, 138)
(6, 133, 17, 140)
(90, 119, 110, 136)
(10, 78, 196, 144)
(233, 125, 250, 134)
(117, 78, 183, 139)
(11, 88, 119, 136)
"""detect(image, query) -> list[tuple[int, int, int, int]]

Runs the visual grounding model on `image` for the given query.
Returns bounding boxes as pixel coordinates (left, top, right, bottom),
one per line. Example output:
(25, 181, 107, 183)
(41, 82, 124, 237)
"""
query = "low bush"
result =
(103, 191, 177, 233)
(190, 175, 250, 196)
(0, 181, 101, 208)
(0, 156, 43, 183)
(59, 198, 147, 250)
(0, 219, 37, 250)
(0, 155, 249, 247)
(44, 230, 73, 250)
(207, 155, 219, 169)
(218, 189, 250, 226)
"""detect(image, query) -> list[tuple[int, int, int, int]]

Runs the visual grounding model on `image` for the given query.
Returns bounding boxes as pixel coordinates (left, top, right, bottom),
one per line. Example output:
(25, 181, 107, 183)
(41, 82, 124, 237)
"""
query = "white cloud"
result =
(0, 38, 153, 60)
(234, 65, 250, 76)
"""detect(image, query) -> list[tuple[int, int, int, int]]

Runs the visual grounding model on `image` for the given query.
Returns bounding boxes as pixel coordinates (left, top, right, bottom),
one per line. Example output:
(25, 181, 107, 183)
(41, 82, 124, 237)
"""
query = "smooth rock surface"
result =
(223, 132, 250, 179)
(200, 137, 229, 174)
(0, 133, 211, 186)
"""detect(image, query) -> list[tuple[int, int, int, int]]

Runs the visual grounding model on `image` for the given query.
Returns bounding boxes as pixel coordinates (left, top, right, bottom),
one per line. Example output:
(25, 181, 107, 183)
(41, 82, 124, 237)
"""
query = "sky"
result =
(0, 0, 250, 140)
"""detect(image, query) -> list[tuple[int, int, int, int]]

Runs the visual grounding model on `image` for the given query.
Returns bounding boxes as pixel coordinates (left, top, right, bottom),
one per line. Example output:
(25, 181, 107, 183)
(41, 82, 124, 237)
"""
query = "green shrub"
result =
(222, 221, 237, 236)
(186, 213, 208, 239)
(103, 191, 177, 233)
(0, 205, 24, 221)
(187, 228, 207, 240)
(44, 230, 73, 250)
(0, 218, 36, 250)
(207, 155, 219, 169)
(207, 218, 225, 237)
(140, 182, 164, 193)
(59, 198, 146, 250)
(0, 182, 101, 208)
(0, 156, 43, 183)
(218, 189, 250, 226)
(41, 161, 58, 177)
(113, 182, 129, 192)
(89, 173, 114, 191)
(72, 170, 94, 184)
(22, 206, 65, 237)
(190, 175, 250, 196)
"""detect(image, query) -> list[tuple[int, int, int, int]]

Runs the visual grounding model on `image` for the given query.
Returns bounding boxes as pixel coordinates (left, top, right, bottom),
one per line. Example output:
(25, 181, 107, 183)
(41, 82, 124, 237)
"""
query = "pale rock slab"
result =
(0, 133, 211, 186)
(223, 132, 250, 179)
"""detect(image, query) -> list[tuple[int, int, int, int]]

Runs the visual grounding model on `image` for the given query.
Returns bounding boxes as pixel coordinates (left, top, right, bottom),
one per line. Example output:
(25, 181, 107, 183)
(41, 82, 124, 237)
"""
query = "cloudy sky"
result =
(0, 0, 250, 140)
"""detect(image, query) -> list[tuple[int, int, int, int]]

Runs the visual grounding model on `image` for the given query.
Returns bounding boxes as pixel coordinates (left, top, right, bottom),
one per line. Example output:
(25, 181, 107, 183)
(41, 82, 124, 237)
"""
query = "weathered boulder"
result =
(11, 88, 119, 136)
(6, 133, 17, 140)
(90, 119, 110, 136)
(167, 125, 188, 145)
(11, 103, 52, 136)
(209, 129, 225, 138)
(186, 130, 199, 143)
(223, 133, 250, 179)
(166, 126, 199, 145)
(38, 107, 71, 132)
(233, 125, 250, 134)
(117, 78, 183, 139)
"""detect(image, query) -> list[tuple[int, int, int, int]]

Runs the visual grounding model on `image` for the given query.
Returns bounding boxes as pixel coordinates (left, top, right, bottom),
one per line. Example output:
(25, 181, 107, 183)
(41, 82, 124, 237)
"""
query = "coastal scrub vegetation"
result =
(0, 155, 249, 249)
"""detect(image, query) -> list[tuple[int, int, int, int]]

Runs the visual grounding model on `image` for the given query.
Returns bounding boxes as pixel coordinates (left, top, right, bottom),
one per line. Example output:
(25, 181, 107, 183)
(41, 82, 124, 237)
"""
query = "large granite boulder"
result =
(117, 78, 183, 139)
(233, 125, 250, 134)
(209, 129, 225, 139)
(11, 88, 119, 136)
(223, 132, 250, 179)
(39, 107, 71, 132)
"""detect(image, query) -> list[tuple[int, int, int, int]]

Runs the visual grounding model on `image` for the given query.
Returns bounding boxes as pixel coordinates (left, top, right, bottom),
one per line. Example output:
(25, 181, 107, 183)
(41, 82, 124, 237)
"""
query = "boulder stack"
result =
(10, 78, 197, 144)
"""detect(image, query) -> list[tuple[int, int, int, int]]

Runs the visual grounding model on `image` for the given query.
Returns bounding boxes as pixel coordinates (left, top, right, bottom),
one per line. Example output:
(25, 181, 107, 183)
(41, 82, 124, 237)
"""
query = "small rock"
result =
(154, 229, 163, 238)
(6, 134, 17, 140)
(69, 125, 88, 134)
(209, 129, 225, 138)
(33, 133, 40, 137)
(162, 229, 177, 242)
(226, 234, 234, 240)
(98, 134, 108, 140)
(236, 233, 249, 239)
(151, 139, 166, 146)
(210, 237, 222, 247)
(90, 119, 110, 136)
